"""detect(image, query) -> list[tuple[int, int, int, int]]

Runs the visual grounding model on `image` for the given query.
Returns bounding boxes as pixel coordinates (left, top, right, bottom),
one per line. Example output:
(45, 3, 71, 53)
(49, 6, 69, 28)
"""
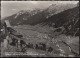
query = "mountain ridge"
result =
(41, 6, 79, 36)
(2, 3, 77, 26)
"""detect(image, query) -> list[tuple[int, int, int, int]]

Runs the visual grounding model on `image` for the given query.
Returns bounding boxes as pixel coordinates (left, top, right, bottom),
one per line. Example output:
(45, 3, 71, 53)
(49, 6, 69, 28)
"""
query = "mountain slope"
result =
(3, 3, 77, 26)
(41, 6, 79, 36)
(21, 3, 77, 25)
(3, 9, 42, 26)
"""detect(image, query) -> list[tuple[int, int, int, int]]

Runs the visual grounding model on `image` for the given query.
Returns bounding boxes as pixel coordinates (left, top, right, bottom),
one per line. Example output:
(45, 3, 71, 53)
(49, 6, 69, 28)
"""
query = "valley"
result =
(1, 1, 79, 57)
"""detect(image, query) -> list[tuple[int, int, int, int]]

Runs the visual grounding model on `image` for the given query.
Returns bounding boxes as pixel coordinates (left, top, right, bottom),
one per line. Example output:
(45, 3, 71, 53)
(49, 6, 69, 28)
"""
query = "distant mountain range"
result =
(3, 3, 77, 26)
(2, 3, 79, 36)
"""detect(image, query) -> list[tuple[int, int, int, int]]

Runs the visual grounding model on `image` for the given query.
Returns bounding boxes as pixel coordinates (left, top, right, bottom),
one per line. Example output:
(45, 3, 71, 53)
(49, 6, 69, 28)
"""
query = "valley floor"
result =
(1, 25, 79, 57)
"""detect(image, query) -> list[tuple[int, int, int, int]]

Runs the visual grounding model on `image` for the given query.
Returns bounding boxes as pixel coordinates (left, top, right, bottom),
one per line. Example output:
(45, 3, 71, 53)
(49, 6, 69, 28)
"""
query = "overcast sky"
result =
(1, 1, 79, 18)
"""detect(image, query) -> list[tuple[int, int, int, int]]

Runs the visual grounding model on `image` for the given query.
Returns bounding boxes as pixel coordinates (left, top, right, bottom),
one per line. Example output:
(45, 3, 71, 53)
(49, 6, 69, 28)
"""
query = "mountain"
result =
(2, 3, 79, 36)
(3, 8, 42, 26)
(24, 3, 77, 25)
(41, 6, 79, 36)
(44, 3, 77, 18)
(3, 3, 77, 26)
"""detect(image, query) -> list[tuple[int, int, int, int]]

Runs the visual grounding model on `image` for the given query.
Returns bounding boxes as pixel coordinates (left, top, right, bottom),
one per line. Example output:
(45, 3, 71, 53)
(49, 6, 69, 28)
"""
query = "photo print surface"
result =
(1, 1, 79, 57)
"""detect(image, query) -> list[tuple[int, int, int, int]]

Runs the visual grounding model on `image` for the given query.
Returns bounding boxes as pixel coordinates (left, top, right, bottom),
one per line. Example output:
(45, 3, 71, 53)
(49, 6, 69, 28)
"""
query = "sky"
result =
(1, 1, 79, 18)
